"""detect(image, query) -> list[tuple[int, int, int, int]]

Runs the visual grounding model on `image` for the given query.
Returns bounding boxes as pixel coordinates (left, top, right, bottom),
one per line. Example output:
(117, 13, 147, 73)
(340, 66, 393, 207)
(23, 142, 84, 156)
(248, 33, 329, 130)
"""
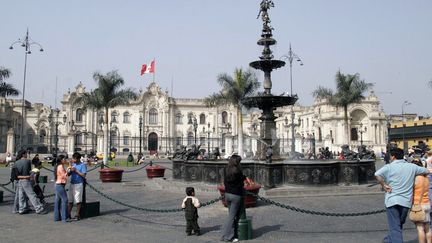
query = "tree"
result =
(73, 70, 137, 165)
(204, 68, 260, 157)
(0, 67, 19, 97)
(312, 71, 373, 145)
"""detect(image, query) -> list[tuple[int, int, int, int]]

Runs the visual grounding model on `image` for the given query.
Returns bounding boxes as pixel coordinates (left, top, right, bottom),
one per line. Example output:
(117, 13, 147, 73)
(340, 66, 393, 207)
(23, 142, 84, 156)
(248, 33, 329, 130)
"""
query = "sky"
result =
(1, 0, 431, 115)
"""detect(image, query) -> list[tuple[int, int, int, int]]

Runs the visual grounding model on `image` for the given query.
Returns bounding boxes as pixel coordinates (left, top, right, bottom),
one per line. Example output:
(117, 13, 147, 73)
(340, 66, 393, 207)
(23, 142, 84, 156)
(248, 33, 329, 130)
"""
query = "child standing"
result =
(30, 160, 45, 205)
(181, 187, 201, 236)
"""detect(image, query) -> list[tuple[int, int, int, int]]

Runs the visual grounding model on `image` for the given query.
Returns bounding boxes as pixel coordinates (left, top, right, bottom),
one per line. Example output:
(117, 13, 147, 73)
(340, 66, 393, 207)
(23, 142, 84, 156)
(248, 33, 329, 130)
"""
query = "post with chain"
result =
(237, 196, 253, 240)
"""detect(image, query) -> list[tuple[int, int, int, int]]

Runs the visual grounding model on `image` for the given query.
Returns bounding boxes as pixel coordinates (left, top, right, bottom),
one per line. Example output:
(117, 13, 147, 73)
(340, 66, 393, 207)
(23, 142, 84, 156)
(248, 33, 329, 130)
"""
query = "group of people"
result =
(375, 147, 432, 243)
(10, 150, 87, 223)
(180, 154, 244, 242)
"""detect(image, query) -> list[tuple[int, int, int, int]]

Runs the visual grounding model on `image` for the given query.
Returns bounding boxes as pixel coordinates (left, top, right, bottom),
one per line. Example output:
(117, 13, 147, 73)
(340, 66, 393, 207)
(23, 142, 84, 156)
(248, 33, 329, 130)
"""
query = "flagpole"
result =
(152, 58, 155, 83)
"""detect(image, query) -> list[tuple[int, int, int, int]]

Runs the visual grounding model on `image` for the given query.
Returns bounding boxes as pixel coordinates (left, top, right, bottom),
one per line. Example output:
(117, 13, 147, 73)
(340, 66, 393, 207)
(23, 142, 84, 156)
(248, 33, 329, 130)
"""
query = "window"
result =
(76, 109, 84, 122)
(110, 131, 118, 146)
(222, 111, 228, 124)
(176, 137, 182, 146)
(98, 112, 104, 124)
(199, 113, 206, 124)
(187, 132, 194, 145)
(76, 133, 82, 145)
(39, 130, 46, 143)
(123, 112, 131, 123)
(200, 136, 205, 145)
(27, 134, 34, 145)
(175, 113, 182, 124)
(188, 113, 194, 124)
(351, 127, 358, 141)
(221, 133, 226, 147)
(111, 111, 118, 123)
(124, 136, 130, 145)
(149, 108, 158, 124)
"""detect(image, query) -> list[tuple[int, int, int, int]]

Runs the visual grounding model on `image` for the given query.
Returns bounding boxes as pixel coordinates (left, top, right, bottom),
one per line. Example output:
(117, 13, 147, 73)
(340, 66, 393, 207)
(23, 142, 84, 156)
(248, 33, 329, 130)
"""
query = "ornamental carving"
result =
(243, 168, 253, 178)
(272, 169, 282, 184)
(298, 172, 309, 182)
(343, 167, 354, 185)
(311, 169, 321, 183)
(286, 169, 296, 183)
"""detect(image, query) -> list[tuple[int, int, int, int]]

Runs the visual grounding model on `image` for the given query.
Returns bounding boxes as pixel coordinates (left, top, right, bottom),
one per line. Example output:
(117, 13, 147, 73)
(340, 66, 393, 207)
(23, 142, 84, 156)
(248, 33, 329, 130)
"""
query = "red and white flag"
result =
(141, 60, 155, 75)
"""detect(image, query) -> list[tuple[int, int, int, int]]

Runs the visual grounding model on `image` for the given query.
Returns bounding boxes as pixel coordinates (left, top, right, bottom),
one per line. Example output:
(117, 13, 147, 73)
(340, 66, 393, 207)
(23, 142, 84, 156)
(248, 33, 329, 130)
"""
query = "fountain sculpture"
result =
(171, 0, 376, 188)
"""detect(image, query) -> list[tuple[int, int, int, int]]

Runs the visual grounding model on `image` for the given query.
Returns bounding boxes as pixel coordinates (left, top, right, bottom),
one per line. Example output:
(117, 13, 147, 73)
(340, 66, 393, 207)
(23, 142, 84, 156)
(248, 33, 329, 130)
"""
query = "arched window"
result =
(199, 113, 206, 124)
(39, 130, 46, 143)
(123, 112, 131, 123)
(222, 111, 228, 124)
(187, 113, 194, 124)
(111, 111, 118, 123)
(76, 109, 84, 122)
(175, 113, 182, 124)
(123, 132, 131, 145)
(149, 108, 158, 124)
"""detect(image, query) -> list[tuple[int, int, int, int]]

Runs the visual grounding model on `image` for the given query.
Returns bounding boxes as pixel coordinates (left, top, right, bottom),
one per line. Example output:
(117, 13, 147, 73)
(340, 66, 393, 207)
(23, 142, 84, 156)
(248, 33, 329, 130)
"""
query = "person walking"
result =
(54, 155, 70, 222)
(375, 147, 429, 243)
(221, 154, 245, 242)
(67, 152, 87, 221)
(411, 159, 431, 243)
(14, 149, 46, 214)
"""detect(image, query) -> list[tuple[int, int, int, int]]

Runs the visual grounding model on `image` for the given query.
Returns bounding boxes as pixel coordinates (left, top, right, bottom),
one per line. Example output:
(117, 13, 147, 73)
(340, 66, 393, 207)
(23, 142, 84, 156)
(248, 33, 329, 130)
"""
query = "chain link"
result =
(86, 181, 222, 213)
(41, 165, 54, 172)
(246, 191, 386, 216)
(0, 183, 16, 194)
(0, 181, 12, 187)
(122, 163, 149, 173)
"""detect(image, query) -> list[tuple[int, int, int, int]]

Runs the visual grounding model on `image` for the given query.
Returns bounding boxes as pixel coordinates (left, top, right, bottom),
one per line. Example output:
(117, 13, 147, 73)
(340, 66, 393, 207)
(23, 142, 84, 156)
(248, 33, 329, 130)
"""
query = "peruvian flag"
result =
(141, 60, 155, 75)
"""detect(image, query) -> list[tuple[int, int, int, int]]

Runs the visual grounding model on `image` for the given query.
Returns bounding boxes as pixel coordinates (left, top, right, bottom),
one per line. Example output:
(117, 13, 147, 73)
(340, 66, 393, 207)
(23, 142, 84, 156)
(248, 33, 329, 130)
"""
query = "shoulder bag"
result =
(409, 177, 426, 223)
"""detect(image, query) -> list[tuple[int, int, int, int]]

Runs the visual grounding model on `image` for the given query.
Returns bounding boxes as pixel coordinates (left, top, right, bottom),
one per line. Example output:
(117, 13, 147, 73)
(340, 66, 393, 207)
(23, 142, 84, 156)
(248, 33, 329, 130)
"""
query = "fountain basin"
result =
(172, 159, 376, 188)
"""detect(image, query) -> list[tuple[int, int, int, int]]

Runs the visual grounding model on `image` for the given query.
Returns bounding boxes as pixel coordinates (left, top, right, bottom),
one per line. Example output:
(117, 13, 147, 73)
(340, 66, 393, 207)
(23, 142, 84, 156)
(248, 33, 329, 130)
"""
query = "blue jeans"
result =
(18, 180, 43, 213)
(384, 205, 409, 243)
(54, 184, 69, 222)
(221, 193, 243, 241)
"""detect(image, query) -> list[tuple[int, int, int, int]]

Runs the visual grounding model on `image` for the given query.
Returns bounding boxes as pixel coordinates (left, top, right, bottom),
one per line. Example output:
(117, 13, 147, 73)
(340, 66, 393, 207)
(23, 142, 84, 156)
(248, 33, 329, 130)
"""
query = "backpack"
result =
(10, 166, 19, 182)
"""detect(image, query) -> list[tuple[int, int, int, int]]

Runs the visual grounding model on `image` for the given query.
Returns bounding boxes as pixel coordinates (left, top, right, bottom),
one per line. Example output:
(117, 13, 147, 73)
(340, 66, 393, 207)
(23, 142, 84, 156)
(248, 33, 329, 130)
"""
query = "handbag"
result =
(409, 177, 426, 222)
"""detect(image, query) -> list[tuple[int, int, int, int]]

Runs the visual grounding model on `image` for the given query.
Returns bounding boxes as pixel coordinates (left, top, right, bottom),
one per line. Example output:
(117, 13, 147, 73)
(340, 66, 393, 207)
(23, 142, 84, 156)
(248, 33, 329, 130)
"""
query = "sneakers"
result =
(232, 239, 239, 242)
(36, 209, 49, 215)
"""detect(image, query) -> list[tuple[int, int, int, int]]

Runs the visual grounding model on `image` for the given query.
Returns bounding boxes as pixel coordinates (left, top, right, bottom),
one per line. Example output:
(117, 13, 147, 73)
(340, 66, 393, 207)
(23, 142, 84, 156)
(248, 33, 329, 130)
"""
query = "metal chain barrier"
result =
(122, 163, 149, 173)
(0, 183, 16, 194)
(41, 165, 54, 172)
(151, 162, 172, 171)
(86, 181, 222, 213)
(0, 181, 12, 187)
(246, 191, 386, 217)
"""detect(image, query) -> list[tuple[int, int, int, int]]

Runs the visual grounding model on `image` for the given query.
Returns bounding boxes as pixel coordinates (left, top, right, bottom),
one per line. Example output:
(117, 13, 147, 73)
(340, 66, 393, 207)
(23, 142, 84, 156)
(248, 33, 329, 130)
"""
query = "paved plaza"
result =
(0, 160, 420, 243)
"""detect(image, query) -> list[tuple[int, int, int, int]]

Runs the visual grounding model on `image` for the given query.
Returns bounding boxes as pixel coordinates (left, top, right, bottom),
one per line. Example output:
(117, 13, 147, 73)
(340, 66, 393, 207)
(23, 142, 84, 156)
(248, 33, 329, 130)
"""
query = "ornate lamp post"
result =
(193, 116, 198, 144)
(48, 109, 67, 158)
(284, 116, 301, 157)
(281, 44, 303, 157)
(401, 100, 411, 154)
(9, 29, 44, 150)
(358, 122, 366, 146)
(203, 122, 214, 156)
(139, 115, 143, 156)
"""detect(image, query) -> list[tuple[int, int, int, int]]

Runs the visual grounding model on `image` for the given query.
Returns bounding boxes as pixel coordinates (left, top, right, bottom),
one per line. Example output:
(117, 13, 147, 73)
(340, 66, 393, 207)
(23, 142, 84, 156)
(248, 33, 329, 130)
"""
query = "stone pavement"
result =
(0, 161, 420, 243)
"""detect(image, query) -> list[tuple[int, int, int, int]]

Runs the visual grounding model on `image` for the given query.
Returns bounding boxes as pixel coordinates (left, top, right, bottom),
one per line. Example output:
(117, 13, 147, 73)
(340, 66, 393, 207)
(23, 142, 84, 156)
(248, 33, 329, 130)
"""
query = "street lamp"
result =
(192, 116, 198, 144)
(284, 116, 301, 157)
(401, 100, 411, 154)
(48, 109, 67, 158)
(358, 122, 367, 146)
(203, 122, 214, 156)
(139, 115, 143, 156)
(9, 29, 44, 150)
(281, 44, 303, 157)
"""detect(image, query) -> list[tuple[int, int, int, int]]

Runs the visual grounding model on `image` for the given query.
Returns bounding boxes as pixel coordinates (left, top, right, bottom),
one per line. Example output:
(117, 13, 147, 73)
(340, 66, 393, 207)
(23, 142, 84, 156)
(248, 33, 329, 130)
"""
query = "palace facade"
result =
(0, 82, 388, 157)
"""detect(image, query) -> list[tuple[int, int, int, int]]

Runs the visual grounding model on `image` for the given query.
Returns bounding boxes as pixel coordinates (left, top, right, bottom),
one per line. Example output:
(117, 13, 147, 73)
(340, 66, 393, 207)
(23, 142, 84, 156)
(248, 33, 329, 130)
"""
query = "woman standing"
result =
(221, 155, 245, 242)
(412, 159, 431, 243)
(53, 155, 70, 222)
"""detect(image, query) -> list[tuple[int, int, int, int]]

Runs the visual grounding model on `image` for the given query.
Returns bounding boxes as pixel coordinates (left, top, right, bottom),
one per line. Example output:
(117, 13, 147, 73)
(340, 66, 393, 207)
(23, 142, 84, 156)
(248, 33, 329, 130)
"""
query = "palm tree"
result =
(73, 70, 137, 166)
(204, 68, 260, 157)
(312, 71, 373, 145)
(0, 67, 19, 97)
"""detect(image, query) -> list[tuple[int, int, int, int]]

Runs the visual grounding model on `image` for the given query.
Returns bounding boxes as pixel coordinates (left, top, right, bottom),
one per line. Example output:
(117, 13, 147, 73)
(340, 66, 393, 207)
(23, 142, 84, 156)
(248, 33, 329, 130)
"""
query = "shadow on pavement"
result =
(253, 224, 283, 237)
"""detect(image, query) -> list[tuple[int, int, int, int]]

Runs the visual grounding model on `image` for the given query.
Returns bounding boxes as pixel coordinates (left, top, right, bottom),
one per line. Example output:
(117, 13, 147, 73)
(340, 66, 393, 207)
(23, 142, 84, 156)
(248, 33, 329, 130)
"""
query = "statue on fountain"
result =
(210, 147, 221, 160)
(185, 144, 202, 160)
(340, 145, 358, 160)
(317, 147, 333, 160)
(172, 145, 187, 160)
(357, 145, 376, 160)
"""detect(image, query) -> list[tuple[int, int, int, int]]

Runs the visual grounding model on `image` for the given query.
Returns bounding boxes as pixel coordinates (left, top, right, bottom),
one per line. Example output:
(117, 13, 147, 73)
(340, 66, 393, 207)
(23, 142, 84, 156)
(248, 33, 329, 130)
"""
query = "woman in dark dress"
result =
(221, 155, 245, 242)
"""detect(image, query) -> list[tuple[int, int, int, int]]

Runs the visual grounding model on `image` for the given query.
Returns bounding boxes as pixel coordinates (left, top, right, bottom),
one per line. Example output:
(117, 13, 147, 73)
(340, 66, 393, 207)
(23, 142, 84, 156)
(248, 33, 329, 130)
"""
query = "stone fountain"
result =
(171, 0, 376, 188)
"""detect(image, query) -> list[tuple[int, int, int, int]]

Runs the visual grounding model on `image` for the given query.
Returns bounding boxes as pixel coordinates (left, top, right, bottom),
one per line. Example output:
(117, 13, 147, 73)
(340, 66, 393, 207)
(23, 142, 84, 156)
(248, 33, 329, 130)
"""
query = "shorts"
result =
(68, 183, 83, 204)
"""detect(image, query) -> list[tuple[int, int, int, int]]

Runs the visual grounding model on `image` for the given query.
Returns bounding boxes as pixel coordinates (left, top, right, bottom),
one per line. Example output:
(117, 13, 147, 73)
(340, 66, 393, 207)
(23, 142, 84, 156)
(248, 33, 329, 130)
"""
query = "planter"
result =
(217, 184, 261, 208)
(99, 168, 124, 182)
(146, 166, 166, 179)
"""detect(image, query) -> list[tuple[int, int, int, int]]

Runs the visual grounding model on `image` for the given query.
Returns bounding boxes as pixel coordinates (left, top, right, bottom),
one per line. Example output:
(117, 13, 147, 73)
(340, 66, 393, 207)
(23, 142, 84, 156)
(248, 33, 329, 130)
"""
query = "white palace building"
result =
(0, 82, 388, 157)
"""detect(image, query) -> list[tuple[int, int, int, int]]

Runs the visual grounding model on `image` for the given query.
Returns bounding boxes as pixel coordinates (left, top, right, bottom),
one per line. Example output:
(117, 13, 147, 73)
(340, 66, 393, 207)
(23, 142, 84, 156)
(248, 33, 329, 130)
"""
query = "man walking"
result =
(14, 149, 46, 214)
(375, 147, 429, 243)
(68, 152, 87, 220)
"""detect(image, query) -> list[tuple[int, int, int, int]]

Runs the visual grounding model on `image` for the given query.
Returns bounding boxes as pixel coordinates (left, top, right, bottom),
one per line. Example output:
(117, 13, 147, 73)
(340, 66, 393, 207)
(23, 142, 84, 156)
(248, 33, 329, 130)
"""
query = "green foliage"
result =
(0, 67, 19, 97)
(204, 68, 260, 108)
